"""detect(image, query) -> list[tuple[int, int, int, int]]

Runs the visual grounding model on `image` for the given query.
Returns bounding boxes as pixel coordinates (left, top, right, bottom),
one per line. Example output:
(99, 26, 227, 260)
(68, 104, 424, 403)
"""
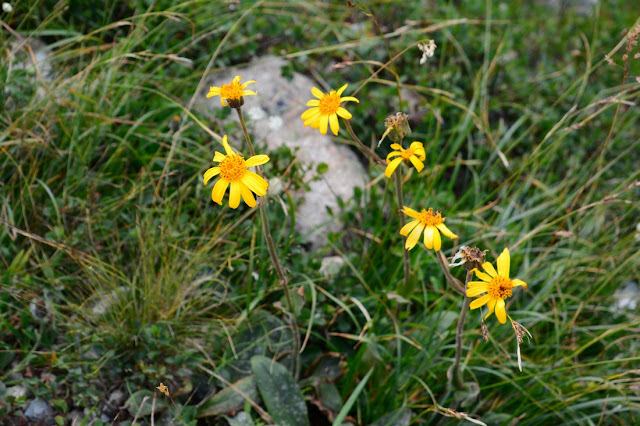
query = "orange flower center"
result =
(318, 91, 341, 115)
(488, 276, 514, 299)
(219, 155, 247, 181)
(400, 147, 416, 160)
(417, 208, 444, 227)
(220, 81, 243, 100)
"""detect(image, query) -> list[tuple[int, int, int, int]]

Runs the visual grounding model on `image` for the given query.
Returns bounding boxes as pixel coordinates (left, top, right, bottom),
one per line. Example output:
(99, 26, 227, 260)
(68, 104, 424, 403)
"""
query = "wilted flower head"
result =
(379, 112, 411, 145)
(156, 383, 169, 397)
(449, 246, 488, 271)
(301, 84, 359, 135)
(206, 75, 257, 109)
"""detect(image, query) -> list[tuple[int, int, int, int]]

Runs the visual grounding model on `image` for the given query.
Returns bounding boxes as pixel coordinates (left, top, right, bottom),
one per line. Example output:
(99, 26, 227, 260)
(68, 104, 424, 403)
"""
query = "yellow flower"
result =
(400, 207, 457, 251)
(466, 248, 528, 324)
(204, 135, 269, 209)
(385, 142, 426, 178)
(300, 84, 359, 135)
(206, 75, 257, 108)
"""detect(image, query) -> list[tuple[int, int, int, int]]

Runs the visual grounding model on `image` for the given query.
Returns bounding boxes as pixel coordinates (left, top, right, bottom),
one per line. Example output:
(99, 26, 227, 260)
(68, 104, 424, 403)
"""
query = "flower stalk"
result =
(393, 161, 412, 293)
(344, 120, 385, 165)
(236, 107, 301, 378)
(452, 270, 472, 390)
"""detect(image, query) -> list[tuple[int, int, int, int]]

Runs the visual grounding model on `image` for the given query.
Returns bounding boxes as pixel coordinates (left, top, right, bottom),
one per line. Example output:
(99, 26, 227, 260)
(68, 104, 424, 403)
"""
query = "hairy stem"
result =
(393, 169, 411, 292)
(236, 107, 300, 378)
(344, 120, 385, 165)
(452, 271, 472, 390)
(436, 251, 465, 295)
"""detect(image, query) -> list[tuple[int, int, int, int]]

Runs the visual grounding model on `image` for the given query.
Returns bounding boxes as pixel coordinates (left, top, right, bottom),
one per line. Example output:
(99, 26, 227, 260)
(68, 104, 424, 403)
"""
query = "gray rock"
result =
(24, 397, 54, 423)
(6, 384, 27, 400)
(613, 281, 638, 311)
(195, 56, 367, 249)
(319, 256, 346, 278)
(108, 389, 125, 406)
(68, 409, 85, 425)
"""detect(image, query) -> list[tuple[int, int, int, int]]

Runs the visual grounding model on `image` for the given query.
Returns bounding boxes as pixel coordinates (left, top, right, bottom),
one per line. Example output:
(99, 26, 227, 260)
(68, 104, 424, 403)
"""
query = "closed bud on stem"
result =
(379, 112, 411, 145)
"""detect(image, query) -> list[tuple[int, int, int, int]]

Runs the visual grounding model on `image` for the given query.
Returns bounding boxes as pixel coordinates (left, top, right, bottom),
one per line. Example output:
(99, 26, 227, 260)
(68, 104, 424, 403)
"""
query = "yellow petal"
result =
(409, 141, 424, 152)
(301, 107, 320, 120)
(242, 171, 268, 196)
(245, 154, 270, 168)
(233, 75, 241, 83)
(400, 220, 419, 236)
(336, 107, 352, 119)
(304, 113, 321, 128)
(240, 182, 256, 207)
(484, 299, 497, 320)
(472, 268, 493, 283)
(213, 152, 226, 163)
(512, 279, 527, 289)
(207, 86, 221, 95)
(229, 181, 241, 209)
(211, 178, 229, 205)
(384, 157, 403, 178)
(470, 294, 491, 310)
(409, 155, 424, 172)
(329, 114, 339, 135)
(466, 285, 488, 297)
(423, 226, 434, 250)
(221, 135, 234, 156)
(436, 223, 458, 239)
(240, 80, 256, 88)
(319, 115, 329, 135)
(386, 151, 402, 162)
(306, 99, 320, 106)
(311, 87, 325, 99)
(220, 98, 227, 106)
(405, 223, 424, 250)
(497, 248, 510, 277)
(402, 206, 420, 219)
(336, 83, 348, 96)
(390, 143, 402, 150)
(467, 281, 489, 287)
(495, 299, 507, 324)
(203, 167, 220, 185)
(339, 96, 359, 103)
(432, 227, 441, 251)
(482, 261, 498, 278)
(241, 89, 257, 96)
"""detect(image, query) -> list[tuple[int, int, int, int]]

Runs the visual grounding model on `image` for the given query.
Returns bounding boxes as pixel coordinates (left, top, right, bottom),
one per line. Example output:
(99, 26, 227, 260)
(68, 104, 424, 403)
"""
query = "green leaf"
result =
(332, 368, 374, 426)
(197, 376, 259, 418)
(251, 355, 309, 426)
(316, 162, 329, 174)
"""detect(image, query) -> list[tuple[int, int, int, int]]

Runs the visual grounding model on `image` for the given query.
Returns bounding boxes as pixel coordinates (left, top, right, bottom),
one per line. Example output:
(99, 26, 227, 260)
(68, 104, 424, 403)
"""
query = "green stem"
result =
(344, 120, 385, 165)
(393, 169, 411, 292)
(452, 270, 472, 390)
(236, 107, 300, 378)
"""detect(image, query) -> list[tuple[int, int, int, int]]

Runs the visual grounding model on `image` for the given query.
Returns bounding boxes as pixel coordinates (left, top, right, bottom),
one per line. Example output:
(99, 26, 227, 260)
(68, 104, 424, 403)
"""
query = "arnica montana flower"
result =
(385, 142, 426, 178)
(301, 84, 359, 135)
(206, 75, 257, 108)
(467, 248, 528, 324)
(400, 207, 457, 251)
(204, 135, 269, 209)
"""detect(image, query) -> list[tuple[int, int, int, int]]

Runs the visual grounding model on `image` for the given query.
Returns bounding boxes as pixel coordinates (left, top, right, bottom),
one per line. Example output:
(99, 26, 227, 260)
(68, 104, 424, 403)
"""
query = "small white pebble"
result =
(2, 3, 12, 13)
